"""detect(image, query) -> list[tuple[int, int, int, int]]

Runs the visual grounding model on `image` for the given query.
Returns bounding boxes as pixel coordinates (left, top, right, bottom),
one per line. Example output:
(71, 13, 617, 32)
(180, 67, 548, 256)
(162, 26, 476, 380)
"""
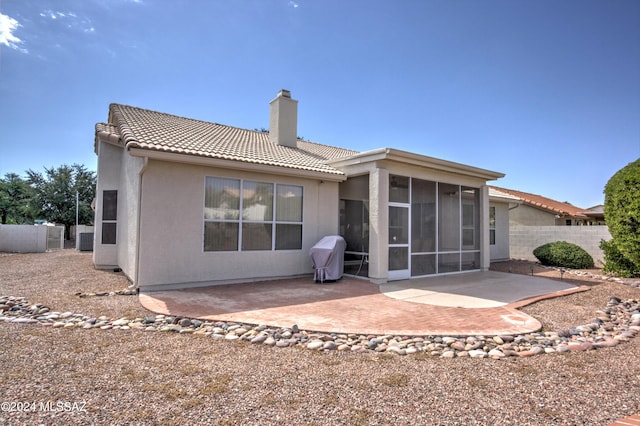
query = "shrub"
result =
(600, 239, 639, 278)
(533, 241, 594, 269)
(603, 158, 640, 277)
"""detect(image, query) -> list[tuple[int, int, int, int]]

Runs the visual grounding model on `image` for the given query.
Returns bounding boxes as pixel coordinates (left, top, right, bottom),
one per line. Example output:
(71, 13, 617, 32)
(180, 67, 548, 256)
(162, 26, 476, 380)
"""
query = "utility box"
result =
(79, 233, 94, 251)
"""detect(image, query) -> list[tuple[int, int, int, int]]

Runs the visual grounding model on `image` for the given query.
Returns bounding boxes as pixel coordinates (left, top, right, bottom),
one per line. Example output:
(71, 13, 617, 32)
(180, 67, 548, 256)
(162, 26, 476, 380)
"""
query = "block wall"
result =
(509, 226, 612, 266)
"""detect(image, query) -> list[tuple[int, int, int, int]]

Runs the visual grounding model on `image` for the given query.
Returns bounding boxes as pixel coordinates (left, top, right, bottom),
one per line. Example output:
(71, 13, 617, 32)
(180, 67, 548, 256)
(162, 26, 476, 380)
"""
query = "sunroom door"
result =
(388, 204, 410, 280)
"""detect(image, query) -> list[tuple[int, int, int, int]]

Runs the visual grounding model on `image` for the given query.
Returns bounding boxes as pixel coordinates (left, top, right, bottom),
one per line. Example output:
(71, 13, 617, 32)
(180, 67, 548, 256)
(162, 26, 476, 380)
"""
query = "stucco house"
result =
(93, 90, 504, 291)
(489, 186, 605, 226)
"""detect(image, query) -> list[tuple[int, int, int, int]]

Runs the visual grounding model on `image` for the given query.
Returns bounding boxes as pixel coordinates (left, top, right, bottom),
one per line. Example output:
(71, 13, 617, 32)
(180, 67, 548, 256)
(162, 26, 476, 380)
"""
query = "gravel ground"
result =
(1, 250, 639, 425)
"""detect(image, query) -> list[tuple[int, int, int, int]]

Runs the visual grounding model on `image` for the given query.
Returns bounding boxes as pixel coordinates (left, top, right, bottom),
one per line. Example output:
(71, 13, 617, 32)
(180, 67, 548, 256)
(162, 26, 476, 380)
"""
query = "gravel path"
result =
(1, 250, 639, 425)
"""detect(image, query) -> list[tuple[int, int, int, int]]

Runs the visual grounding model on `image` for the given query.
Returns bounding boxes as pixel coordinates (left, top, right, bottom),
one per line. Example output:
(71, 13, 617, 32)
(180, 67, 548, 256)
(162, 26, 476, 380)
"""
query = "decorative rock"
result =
(448, 341, 465, 352)
(488, 349, 505, 358)
(2, 289, 640, 358)
(322, 341, 337, 351)
(307, 341, 324, 350)
(567, 342, 593, 352)
(469, 350, 487, 358)
(386, 346, 406, 355)
(251, 334, 268, 344)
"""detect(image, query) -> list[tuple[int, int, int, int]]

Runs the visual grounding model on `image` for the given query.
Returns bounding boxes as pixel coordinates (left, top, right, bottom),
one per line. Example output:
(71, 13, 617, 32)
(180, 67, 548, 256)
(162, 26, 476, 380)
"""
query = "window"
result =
(489, 206, 496, 245)
(461, 187, 480, 250)
(101, 190, 117, 244)
(204, 177, 303, 251)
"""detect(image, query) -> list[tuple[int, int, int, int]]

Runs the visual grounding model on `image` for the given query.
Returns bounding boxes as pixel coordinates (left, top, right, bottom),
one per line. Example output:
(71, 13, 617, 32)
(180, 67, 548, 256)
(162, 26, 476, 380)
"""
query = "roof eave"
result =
(128, 148, 347, 182)
(94, 126, 122, 154)
(328, 147, 505, 181)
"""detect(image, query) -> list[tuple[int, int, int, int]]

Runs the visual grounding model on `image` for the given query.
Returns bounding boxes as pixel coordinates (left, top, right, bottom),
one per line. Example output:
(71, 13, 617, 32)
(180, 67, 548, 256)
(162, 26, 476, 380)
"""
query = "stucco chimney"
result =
(269, 89, 298, 148)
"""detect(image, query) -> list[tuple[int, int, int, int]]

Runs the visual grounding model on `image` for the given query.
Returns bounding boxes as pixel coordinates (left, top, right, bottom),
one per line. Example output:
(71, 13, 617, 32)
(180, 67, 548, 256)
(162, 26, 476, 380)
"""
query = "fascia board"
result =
(127, 148, 346, 182)
(329, 147, 505, 181)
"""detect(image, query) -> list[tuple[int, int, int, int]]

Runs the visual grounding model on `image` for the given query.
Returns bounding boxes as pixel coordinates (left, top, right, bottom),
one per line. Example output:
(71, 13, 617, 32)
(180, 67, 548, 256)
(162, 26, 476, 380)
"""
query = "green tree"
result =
(27, 164, 96, 239)
(0, 173, 37, 224)
(601, 158, 640, 277)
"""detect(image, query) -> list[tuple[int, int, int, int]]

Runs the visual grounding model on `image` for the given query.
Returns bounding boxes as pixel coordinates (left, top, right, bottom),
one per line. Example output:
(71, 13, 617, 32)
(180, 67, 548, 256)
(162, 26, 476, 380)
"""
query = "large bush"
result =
(600, 239, 639, 277)
(533, 241, 594, 269)
(603, 158, 640, 277)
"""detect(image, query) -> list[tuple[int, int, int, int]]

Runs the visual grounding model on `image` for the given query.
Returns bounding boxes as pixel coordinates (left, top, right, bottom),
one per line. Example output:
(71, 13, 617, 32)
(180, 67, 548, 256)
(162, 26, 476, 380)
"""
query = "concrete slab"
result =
(139, 272, 588, 336)
(380, 271, 578, 308)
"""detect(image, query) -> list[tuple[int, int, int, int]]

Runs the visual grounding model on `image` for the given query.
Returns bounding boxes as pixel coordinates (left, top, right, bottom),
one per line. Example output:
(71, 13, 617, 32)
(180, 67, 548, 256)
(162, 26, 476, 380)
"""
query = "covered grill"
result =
(309, 235, 346, 283)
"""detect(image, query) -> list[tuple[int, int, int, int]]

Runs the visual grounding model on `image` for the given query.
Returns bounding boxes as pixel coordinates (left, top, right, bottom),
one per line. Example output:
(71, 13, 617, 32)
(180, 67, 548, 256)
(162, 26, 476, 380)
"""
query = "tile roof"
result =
(488, 186, 521, 201)
(95, 104, 359, 176)
(489, 186, 589, 218)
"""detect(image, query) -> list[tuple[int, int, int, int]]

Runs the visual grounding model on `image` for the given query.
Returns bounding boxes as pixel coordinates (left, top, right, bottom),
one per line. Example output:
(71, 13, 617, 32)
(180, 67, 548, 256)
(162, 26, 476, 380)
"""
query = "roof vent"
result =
(269, 89, 298, 148)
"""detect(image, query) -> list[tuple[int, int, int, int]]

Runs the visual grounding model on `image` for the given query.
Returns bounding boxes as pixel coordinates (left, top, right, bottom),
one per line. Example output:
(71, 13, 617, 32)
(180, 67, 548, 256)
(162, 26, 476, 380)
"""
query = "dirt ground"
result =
(1, 249, 639, 425)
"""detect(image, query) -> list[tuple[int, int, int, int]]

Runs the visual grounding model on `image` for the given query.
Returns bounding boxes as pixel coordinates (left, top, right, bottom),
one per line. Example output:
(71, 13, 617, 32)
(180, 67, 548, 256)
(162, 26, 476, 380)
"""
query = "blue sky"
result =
(1, 0, 638, 208)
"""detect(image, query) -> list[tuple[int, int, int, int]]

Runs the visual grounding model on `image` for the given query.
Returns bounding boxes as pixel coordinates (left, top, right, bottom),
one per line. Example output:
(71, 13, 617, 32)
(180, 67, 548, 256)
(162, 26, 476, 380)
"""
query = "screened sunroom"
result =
(330, 148, 503, 283)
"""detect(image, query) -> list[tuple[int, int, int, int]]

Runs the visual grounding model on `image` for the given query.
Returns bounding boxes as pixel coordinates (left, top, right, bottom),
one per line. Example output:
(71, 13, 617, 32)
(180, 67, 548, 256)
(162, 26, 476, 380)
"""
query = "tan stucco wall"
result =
(93, 141, 122, 269)
(136, 160, 339, 290)
(509, 204, 556, 226)
(115, 152, 145, 282)
(93, 140, 144, 283)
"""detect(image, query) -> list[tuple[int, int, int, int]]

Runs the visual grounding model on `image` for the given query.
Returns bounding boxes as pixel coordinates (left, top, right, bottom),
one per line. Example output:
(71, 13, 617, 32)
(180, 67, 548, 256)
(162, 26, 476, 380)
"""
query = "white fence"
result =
(0, 224, 65, 253)
(510, 226, 612, 266)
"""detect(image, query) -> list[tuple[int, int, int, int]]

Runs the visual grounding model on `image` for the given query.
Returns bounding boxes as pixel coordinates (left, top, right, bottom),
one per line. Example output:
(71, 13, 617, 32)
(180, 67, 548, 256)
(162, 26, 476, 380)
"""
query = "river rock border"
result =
(1, 294, 639, 359)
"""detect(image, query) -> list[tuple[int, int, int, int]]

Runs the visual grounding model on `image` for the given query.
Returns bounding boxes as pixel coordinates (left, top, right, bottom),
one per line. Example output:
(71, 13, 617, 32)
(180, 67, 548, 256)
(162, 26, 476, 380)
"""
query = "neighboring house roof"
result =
(488, 187, 521, 202)
(580, 204, 605, 220)
(95, 104, 359, 177)
(583, 204, 604, 214)
(489, 186, 589, 219)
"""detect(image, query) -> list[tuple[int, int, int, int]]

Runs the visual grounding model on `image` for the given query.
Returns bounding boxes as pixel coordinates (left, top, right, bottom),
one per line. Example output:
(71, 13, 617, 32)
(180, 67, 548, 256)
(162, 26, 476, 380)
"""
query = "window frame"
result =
(101, 190, 117, 245)
(489, 206, 496, 246)
(204, 177, 303, 252)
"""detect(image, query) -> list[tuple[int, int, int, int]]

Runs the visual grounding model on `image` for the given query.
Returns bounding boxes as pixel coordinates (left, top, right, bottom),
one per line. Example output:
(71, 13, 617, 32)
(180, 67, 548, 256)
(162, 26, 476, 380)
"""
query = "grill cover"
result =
(309, 235, 346, 283)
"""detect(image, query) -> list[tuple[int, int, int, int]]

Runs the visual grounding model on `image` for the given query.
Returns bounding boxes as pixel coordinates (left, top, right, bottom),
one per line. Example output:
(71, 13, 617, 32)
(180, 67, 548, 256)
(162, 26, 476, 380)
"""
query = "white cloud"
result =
(288, 1, 299, 8)
(39, 9, 95, 35)
(0, 13, 28, 53)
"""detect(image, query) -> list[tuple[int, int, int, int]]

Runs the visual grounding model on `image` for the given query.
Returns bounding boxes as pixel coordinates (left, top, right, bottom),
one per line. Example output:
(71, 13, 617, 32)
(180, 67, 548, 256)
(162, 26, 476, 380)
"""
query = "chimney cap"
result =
(278, 89, 291, 98)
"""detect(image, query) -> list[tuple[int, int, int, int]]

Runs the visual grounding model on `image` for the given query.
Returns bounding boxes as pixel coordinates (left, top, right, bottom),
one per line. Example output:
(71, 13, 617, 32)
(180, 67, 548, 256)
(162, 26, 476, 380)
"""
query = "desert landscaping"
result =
(1, 249, 639, 425)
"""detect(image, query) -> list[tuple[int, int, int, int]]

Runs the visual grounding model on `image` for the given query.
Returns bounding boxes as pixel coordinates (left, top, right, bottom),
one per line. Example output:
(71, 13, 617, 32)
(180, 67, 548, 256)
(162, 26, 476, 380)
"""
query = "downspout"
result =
(129, 156, 149, 289)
